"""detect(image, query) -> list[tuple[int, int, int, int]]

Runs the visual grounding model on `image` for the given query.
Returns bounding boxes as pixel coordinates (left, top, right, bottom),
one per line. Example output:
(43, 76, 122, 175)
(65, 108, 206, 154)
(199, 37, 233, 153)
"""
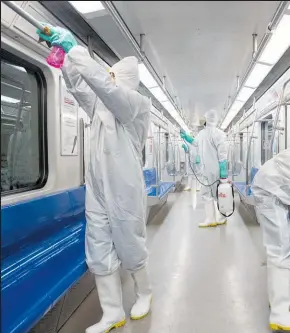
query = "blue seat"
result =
(233, 167, 259, 197)
(143, 168, 175, 199)
(1, 186, 87, 333)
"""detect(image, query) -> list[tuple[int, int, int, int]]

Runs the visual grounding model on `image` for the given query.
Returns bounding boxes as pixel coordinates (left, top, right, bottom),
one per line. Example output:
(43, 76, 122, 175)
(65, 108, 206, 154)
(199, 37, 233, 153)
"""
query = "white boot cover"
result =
(86, 270, 126, 333)
(268, 264, 290, 331)
(199, 200, 217, 228)
(130, 266, 152, 320)
(214, 200, 227, 225)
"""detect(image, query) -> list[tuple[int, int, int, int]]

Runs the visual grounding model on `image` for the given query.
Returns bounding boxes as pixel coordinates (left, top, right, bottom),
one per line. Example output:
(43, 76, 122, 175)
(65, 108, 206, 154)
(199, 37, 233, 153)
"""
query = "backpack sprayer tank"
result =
(217, 179, 235, 217)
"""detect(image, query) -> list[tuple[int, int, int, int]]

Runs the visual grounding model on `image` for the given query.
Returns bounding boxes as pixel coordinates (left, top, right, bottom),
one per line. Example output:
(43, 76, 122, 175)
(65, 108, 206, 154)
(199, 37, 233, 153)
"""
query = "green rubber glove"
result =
(219, 160, 228, 179)
(37, 23, 77, 53)
(180, 130, 194, 144)
(182, 144, 189, 153)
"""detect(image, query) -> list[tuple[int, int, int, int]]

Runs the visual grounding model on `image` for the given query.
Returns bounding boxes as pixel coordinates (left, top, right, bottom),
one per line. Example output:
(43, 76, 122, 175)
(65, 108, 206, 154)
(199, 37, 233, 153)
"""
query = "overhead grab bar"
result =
(2, 1, 45, 31)
(3, 1, 96, 60)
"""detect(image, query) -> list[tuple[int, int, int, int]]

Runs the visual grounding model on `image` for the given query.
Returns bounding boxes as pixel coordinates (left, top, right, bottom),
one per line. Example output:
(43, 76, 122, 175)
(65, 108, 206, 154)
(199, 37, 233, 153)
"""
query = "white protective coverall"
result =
(194, 110, 228, 227)
(62, 46, 152, 332)
(62, 47, 150, 275)
(251, 149, 290, 331)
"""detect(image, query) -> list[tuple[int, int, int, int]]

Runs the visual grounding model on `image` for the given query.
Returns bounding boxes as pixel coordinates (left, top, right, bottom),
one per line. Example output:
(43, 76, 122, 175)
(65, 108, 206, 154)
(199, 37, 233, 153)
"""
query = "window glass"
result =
(1, 54, 46, 194)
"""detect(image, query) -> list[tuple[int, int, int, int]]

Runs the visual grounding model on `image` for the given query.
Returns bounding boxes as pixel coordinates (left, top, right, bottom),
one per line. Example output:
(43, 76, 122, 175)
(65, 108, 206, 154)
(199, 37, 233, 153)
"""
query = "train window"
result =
(1, 51, 47, 195)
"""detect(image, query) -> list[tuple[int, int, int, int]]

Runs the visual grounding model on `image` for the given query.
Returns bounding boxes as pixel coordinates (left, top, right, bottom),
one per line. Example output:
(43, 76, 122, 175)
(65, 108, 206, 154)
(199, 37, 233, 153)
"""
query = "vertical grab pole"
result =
(79, 118, 85, 185)
(245, 98, 258, 193)
(87, 36, 95, 59)
(269, 79, 290, 156)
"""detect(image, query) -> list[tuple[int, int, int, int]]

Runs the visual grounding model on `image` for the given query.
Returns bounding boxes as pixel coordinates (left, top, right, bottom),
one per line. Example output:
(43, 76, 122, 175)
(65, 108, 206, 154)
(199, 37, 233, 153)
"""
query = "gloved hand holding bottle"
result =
(180, 129, 194, 144)
(219, 159, 228, 179)
(36, 23, 78, 68)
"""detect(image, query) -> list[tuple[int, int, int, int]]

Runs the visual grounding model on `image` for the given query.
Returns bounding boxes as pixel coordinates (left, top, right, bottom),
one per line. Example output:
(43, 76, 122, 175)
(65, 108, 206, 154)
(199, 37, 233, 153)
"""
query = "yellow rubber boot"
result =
(214, 201, 227, 226)
(86, 271, 126, 333)
(130, 266, 152, 320)
(199, 200, 217, 228)
(268, 265, 290, 332)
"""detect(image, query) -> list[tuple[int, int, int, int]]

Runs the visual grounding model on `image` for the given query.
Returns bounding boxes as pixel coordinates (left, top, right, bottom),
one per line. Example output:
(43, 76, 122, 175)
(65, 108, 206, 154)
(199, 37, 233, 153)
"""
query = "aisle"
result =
(60, 191, 270, 333)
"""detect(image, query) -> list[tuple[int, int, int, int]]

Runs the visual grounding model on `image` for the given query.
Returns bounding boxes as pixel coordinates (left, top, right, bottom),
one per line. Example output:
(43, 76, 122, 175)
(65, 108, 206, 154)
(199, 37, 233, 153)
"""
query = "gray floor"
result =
(59, 191, 271, 333)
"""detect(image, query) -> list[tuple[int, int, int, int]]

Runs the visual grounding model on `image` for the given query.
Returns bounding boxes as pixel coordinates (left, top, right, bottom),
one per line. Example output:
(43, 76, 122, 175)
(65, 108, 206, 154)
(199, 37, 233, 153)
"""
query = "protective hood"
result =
(204, 109, 218, 127)
(110, 56, 140, 91)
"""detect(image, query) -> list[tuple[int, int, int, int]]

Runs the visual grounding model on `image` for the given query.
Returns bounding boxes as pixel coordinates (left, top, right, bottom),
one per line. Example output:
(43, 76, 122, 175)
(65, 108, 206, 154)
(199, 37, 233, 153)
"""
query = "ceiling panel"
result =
(87, 1, 281, 123)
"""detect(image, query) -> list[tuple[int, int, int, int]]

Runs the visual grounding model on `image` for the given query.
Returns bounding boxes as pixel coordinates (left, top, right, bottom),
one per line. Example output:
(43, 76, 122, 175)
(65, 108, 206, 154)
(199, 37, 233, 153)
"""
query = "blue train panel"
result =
(1, 186, 87, 333)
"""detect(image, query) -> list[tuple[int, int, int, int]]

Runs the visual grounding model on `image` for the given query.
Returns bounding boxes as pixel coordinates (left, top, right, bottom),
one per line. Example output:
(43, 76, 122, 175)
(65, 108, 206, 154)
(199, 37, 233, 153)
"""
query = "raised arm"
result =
(66, 46, 143, 124)
(214, 129, 228, 179)
(37, 25, 143, 124)
(62, 57, 97, 120)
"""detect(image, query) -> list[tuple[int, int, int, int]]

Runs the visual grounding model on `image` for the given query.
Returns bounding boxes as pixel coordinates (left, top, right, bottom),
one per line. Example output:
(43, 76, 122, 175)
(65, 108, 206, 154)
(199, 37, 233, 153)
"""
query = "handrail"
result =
(2, 1, 44, 31)
(269, 78, 290, 154)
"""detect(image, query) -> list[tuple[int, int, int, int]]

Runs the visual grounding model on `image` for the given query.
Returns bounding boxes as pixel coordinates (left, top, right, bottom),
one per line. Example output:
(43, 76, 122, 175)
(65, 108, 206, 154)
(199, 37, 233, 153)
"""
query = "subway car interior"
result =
(1, 1, 290, 333)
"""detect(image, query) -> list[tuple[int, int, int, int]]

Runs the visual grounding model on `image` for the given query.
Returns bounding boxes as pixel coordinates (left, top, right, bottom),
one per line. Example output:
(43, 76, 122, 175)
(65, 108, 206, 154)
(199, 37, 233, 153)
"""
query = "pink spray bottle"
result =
(40, 26, 66, 69)
(46, 46, 66, 69)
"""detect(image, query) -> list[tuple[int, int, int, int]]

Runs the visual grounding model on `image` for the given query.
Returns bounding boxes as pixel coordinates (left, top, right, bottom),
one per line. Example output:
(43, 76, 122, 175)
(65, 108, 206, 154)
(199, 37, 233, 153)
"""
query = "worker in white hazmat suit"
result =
(251, 149, 290, 332)
(193, 110, 228, 227)
(183, 131, 195, 191)
(180, 132, 201, 210)
(37, 26, 152, 333)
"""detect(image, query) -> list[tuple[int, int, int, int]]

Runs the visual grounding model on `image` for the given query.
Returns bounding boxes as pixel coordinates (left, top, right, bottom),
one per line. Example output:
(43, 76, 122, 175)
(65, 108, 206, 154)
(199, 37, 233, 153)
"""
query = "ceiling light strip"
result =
(220, 1, 289, 130)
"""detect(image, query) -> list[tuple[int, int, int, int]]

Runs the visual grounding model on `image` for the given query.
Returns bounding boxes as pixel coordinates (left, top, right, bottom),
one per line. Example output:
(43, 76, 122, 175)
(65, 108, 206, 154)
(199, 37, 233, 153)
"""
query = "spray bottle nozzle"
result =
(38, 37, 52, 48)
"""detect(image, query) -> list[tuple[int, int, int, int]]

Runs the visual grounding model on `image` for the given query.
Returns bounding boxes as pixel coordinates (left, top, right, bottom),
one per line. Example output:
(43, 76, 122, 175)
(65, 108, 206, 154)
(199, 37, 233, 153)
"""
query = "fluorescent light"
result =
(231, 100, 244, 112)
(221, 114, 233, 130)
(259, 14, 290, 65)
(244, 63, 272, 88)
(221, 100, 244, 129)
(69, 1, 104, 14)
(136, 68, 188, 131)
(138, 64, 158, 89)
(161, 100, 189, 131)
(162, 100, 180, 120)
(162, 100, 175, 113)
(236, 86, 255, 102)
(150, 87, 168, 103)
(1, 96, 20, 104)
